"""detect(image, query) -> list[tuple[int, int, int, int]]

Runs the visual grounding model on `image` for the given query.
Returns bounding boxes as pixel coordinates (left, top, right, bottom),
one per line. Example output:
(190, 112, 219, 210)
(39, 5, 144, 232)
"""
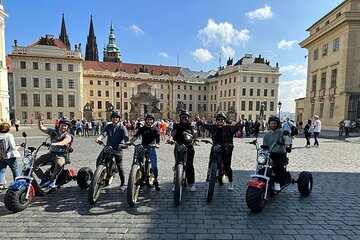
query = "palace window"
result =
(21, 77, 27, 87)
(333, 38, 339, 52)
(33, 78, 40, 88)
(46, 94, 52, 107)
(57, 63, 62, 71)
(33, 62, 38, 70)
(20, 61, 26, 69)
(57, 79, 63, 88)
(331, 69, 337, 88)
(320, 72, 326, 89)
(57, 95, 64, 107)
(68, 64, 74, 72)
(312, 75, 317, 91)
(33, 94, 40, 107)
(69, 79, 74, 89)
(322, 44, 328, 56)
(68, 95, 75, 107)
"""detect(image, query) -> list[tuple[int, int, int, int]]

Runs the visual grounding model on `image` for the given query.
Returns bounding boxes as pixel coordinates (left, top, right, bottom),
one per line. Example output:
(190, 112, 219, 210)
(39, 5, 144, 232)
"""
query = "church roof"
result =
(84, 61, 181, 77)
(180, 68, 216, 79)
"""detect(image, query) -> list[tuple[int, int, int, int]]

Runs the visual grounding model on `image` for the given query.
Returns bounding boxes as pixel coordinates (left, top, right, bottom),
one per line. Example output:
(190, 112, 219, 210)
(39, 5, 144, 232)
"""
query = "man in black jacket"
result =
(171, 110, 197, 191)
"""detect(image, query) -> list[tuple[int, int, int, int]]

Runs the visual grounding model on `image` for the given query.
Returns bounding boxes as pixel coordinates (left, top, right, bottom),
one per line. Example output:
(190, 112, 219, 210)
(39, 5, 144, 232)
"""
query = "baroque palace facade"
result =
(6, 9, 280, 124)
(297, 0, 360, 130)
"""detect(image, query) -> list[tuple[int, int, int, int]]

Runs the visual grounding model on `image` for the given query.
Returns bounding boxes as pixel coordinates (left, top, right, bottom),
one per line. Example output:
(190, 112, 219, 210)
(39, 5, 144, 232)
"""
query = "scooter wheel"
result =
(4, 187, 33, 213)
(77, 167, 93, 189)
(297, 171, 313, 196)
(246, 186, 266, 213)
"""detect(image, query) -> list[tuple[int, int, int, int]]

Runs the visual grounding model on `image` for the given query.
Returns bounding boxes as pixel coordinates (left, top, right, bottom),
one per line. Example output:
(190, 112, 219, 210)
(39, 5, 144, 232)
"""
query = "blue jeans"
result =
(145, 147, 158, 180)
(0, 157, 20, 184)
(314, 132, 320, 146)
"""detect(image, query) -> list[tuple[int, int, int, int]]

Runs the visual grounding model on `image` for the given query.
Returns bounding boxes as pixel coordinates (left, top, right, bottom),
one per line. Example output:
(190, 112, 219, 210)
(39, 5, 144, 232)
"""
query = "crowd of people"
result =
(0, 110, 345, 193)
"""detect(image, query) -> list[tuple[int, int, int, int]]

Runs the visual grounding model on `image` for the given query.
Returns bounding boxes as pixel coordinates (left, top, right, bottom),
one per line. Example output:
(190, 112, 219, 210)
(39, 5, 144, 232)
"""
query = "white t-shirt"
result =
(344, 120, 351, 127)
(0, 133, 21, 159)
(314, 119, 321, 133)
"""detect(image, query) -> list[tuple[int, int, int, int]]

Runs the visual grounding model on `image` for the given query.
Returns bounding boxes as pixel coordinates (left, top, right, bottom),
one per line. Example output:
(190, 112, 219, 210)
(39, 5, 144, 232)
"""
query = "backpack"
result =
(291, 125, 299, 136)
(0, 139, 10, 159)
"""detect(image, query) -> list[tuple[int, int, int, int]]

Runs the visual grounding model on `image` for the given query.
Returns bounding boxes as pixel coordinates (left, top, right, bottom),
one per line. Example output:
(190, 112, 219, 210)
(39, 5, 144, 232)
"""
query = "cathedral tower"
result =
(103, 21, 121, 62)
(85, 15, 99, 61)
(59, 13, 71, 50)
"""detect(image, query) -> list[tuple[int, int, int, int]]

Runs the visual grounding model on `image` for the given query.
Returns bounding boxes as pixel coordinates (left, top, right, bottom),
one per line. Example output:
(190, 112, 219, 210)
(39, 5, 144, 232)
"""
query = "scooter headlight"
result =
(22, 156, 31, 165)
(103, 145, 113, 155)
(257, 154, 267, 164)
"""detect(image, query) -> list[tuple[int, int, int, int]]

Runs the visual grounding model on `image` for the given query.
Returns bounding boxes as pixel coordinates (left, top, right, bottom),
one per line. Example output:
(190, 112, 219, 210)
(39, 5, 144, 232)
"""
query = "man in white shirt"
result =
(313, 115, 322, 147)
(344, 119, 351, 136)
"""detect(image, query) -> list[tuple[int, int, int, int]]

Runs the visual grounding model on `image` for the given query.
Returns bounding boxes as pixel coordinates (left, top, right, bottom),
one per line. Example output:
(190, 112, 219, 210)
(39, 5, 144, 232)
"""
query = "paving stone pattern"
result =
(0, 127, 359, 239)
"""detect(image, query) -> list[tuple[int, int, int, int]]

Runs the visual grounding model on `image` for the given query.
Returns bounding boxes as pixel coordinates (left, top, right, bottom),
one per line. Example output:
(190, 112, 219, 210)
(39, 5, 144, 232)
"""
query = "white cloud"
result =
(221, 46, 235, 58)
(265, 50, 278, 60)
(158, 52, 169, 58)
(191, 48, 213, 62)
(280, 64, 307, 77)
(129, 24, 144, 35)
(198, 18, 250, 47)
(278, 39, 298, 50)
(279, 79, 307, 113)
(246, 4, 274, 21)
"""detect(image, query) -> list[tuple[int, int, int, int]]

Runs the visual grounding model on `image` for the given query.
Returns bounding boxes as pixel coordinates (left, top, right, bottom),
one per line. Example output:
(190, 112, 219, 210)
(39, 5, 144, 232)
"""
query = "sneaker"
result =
(119, 184, 126, 192)
(274, 182, 281, 191)
(228, 182, 234, 191)
(39, 179, 51, 188)
(47, 181, 57, 189)
(190, 184, 196, 192)
(0, 184, 7, 190)
(153, 180, 160, 191)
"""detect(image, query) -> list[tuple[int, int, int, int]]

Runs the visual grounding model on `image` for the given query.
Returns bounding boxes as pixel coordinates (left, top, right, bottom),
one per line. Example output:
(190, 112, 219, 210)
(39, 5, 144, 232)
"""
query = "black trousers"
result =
(97, 150, 125, 185)
(174, 145, 195, 185)
(270, 153, 287, 185)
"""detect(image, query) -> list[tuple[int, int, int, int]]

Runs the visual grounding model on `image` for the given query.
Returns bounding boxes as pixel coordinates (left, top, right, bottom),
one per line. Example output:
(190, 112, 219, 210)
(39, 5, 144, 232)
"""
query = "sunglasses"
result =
(217, 118, 225, 121)
(181, 116, 189, 119)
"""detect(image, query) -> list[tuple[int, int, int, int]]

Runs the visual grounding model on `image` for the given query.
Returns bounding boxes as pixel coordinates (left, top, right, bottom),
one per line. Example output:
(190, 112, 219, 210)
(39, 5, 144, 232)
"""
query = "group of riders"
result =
(34, 109, 291, 193)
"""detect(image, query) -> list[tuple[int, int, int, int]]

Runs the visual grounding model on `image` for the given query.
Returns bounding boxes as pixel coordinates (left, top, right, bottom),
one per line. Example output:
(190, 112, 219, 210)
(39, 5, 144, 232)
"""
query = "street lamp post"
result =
(277, 101, 282, 119)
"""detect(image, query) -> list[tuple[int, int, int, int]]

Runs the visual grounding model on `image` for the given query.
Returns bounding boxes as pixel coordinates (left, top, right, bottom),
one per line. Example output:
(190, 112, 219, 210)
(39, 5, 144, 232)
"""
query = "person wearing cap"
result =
(127, 113, 161, 191)
(96, 110, 129, 190)
(171, 110, 197, 191)
(34, 112, 73, 189)
(196, 112, 242, 191)
(313, 115, 321, 147)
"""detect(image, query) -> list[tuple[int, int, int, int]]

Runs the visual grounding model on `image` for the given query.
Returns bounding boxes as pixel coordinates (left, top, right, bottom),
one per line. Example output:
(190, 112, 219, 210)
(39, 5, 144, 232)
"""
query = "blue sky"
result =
(3, 0, 344, 113)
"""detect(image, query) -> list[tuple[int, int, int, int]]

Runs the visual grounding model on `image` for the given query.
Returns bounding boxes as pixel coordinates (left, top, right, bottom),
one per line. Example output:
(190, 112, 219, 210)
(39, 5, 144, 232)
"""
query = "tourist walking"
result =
(313, 115, 321, 147)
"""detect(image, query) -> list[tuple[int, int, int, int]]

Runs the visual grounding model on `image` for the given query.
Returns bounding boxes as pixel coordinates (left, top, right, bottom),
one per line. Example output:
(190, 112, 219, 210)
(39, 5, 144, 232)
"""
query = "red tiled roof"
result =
(6, 56, 13, 73)
(84, 60, 181, 77)
(30, 38, 68, 49)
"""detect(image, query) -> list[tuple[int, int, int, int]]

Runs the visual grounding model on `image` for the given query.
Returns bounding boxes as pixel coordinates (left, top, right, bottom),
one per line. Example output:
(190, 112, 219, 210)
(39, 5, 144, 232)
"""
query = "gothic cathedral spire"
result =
(59, 13, 71, 50)
(85, 15, 99, 61)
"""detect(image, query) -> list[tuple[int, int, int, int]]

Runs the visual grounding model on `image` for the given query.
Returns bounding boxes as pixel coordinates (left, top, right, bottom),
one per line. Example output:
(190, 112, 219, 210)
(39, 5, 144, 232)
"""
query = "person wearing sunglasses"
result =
(196, 112, 242, 191)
